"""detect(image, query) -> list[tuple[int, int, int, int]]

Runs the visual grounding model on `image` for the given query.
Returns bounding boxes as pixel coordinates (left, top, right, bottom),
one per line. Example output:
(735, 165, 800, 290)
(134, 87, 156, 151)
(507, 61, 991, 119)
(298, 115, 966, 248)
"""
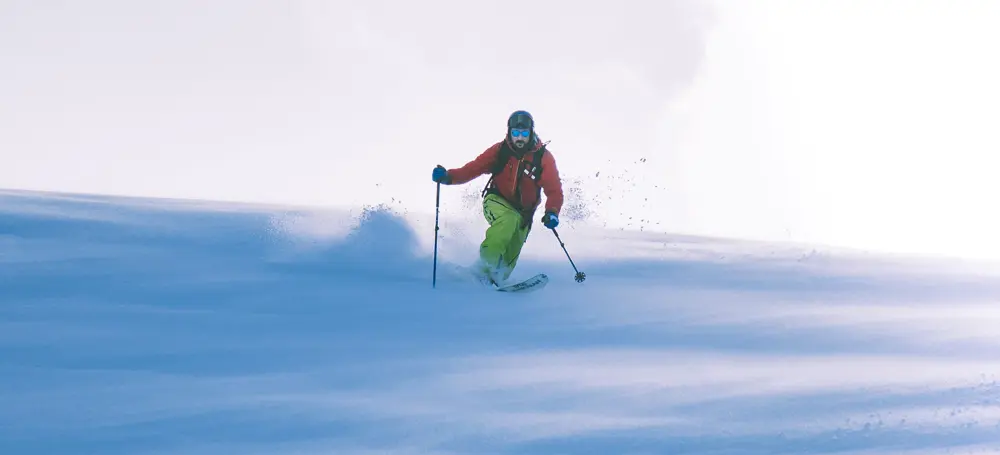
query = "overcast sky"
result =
(2, 0, 999, 260)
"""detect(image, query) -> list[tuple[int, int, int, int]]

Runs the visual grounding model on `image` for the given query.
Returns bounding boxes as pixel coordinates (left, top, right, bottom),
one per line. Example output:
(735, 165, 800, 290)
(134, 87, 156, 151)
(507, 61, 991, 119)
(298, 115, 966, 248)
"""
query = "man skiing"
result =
(432, 110, 564, 286)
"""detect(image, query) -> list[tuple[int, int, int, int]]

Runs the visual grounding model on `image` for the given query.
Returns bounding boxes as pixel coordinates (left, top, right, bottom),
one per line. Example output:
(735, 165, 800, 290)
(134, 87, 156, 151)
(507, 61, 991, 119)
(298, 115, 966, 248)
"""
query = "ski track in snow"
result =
(2, 189, 1000, 455)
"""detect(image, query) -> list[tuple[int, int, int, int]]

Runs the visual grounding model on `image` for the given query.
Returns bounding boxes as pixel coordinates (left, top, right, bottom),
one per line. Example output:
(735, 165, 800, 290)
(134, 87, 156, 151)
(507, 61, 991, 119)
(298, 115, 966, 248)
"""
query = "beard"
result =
(512, 137, 528, 148)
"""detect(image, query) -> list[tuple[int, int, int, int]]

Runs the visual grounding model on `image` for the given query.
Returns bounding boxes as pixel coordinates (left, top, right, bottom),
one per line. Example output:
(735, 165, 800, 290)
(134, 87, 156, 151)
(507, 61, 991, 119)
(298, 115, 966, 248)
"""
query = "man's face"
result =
(510, 128, 531, 148)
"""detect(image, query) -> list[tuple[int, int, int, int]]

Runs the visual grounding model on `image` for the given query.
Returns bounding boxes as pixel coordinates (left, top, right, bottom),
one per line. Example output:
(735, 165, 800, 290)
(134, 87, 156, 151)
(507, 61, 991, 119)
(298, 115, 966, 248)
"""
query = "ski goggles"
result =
(510, 129, 531, 138)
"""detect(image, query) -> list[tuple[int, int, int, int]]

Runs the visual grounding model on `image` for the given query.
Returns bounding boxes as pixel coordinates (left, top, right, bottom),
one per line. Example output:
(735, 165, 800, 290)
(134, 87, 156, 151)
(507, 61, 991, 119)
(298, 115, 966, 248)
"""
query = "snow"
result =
(2, 188, 1000, 455)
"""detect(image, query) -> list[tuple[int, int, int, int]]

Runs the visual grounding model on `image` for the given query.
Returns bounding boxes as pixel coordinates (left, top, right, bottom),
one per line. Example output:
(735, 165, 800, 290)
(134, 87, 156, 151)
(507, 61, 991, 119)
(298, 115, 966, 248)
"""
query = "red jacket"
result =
(447, 138, 564, 216)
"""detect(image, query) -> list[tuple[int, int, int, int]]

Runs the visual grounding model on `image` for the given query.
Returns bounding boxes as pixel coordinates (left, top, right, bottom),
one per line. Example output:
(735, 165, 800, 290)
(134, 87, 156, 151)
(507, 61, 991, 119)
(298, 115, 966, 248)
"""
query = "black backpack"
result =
(481, 139, 549, 211)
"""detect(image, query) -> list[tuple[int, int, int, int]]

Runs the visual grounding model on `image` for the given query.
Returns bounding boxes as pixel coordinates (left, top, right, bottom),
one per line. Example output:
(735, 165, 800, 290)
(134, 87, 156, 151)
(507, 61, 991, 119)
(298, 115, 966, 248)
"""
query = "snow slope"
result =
(2, 189, 1000, 455)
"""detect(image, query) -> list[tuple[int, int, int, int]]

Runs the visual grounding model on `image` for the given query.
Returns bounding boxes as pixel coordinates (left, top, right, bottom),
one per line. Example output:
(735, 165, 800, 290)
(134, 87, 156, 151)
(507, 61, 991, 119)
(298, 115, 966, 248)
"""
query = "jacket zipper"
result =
(511, 158, 523, 203)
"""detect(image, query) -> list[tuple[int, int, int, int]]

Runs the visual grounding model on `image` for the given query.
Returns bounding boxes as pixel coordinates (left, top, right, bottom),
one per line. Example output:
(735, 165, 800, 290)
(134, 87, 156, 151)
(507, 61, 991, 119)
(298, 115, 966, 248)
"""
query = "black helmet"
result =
(507, 110, 534, 130)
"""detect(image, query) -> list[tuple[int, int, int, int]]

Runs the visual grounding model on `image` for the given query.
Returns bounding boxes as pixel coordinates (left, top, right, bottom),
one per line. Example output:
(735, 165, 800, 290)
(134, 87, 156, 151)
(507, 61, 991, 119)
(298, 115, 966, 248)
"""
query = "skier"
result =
(432, 110, 564, 286)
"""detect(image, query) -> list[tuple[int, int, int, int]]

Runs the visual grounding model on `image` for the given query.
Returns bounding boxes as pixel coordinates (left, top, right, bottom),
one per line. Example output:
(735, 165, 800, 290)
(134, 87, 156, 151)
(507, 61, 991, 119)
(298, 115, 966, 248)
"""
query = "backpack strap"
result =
(492, 142, 512, 175)
(528, 142, 547, 180)
(481, 141, 513, 198)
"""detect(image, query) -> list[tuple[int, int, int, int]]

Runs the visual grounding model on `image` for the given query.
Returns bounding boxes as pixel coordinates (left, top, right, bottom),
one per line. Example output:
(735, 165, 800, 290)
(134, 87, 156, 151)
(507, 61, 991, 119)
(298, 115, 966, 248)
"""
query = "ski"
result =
(495, 273, 548, 293)
(442, 262, 548, 293)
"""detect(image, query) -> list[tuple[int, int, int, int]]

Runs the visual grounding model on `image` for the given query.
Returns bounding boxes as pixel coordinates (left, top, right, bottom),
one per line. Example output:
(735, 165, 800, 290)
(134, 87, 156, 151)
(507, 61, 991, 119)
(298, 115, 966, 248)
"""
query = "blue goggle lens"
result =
(511, 129, 531, 138)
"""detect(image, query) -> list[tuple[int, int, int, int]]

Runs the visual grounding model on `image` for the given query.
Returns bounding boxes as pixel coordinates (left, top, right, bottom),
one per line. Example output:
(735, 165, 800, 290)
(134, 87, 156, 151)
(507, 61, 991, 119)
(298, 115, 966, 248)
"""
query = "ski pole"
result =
(552, 228, 586, 283)
(433, 179, 441, 288)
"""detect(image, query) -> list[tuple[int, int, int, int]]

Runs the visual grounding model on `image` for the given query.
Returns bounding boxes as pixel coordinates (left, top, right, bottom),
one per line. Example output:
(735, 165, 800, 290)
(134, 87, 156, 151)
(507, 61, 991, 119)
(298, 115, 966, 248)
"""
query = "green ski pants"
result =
(478, 193, 531, 281)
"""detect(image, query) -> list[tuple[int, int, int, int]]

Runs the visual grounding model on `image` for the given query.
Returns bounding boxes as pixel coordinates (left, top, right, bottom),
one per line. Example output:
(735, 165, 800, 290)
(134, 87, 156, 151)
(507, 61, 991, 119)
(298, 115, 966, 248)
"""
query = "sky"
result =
(2, 0, 999, 261)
